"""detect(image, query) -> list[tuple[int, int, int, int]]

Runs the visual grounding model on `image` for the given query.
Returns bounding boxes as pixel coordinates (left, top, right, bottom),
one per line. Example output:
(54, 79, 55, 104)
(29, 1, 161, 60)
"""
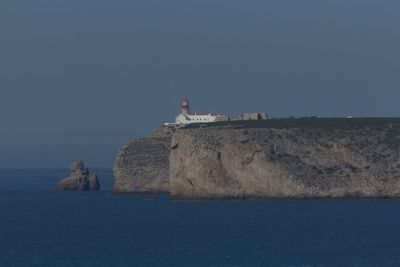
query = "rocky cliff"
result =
(169, 118, 400, 199)
(113, 125, 175, 193)
(58, 161, 100, 191)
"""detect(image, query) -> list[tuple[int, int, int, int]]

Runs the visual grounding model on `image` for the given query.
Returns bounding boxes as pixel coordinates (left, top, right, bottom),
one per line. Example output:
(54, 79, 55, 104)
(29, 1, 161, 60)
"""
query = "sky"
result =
(1, 0, 400, 168)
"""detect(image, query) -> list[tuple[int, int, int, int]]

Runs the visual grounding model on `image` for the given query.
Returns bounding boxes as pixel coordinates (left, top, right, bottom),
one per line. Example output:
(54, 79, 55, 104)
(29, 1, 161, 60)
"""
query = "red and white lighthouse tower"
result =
(181, 97, 190, 115)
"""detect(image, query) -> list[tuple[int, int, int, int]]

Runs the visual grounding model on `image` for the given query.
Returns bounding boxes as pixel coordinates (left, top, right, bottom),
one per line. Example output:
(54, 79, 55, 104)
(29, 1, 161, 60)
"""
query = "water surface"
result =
(1, 169, 400, 266)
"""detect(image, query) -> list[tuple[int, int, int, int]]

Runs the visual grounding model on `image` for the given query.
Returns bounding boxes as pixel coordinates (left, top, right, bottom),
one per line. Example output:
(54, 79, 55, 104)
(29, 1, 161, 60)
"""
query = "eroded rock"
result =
(58, 161, 100, 191)
(113, 125, 175, 193)
(169, 119, 400, 199)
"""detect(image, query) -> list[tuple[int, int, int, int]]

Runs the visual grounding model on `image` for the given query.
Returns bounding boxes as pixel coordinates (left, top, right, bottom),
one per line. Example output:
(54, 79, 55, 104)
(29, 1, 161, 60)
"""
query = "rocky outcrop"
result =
(58, 161, 100, 191)
(169, 118, 400, 199)
(113, 125, 175, 193)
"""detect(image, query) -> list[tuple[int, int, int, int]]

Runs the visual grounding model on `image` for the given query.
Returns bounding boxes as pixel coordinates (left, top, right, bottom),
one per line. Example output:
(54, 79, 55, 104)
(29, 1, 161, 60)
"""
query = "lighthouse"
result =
(181, 97, 189, 115)
(174, 97, 229, 124)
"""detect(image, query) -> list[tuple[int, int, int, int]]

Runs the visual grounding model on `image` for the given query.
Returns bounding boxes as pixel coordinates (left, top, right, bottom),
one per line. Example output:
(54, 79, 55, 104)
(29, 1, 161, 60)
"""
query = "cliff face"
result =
(169, 120, 400, 199)
(113, 126, 174, 193)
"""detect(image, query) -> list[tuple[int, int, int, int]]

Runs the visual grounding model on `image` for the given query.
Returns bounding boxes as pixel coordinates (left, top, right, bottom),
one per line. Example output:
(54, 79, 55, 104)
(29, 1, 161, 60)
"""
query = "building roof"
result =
(189, 112, 226, 116)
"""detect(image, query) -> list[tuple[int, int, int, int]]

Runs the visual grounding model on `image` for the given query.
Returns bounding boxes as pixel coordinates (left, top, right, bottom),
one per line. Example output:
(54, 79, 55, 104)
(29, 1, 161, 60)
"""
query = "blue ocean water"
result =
(1, 170, 400, 267)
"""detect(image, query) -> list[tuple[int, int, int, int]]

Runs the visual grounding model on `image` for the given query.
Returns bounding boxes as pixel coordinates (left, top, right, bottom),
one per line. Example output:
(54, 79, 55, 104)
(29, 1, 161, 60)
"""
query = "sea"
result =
(1, 169, 400, 267)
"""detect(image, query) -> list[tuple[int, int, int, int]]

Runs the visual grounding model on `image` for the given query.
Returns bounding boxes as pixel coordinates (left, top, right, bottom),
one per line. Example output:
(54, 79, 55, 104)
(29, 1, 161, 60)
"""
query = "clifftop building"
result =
(163, 97, 267, 126)
(238, 112, 268, 121)
(174, 97, 229, 124)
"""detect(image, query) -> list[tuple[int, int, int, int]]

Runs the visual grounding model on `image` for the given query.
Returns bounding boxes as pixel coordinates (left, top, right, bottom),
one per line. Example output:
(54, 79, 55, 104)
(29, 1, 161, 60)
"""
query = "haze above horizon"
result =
(1, 0, 399, 168)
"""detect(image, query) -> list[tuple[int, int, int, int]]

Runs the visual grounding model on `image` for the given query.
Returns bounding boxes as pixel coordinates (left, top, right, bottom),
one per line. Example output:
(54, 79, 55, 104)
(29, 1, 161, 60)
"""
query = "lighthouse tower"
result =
(181, 97, 190, 115)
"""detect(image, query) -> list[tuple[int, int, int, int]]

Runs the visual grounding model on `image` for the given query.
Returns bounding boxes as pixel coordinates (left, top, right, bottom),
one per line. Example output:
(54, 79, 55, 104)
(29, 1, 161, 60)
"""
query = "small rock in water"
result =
(57, 161, 100, 191)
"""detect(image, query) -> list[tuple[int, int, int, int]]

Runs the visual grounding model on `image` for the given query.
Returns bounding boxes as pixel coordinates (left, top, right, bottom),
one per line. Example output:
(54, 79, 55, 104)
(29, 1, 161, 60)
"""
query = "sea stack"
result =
(58, 161, 100, 191)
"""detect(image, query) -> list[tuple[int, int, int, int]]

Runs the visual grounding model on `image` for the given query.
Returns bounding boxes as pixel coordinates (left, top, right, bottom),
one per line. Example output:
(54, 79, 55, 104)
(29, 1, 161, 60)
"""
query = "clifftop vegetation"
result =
(182, 117, 400, 130)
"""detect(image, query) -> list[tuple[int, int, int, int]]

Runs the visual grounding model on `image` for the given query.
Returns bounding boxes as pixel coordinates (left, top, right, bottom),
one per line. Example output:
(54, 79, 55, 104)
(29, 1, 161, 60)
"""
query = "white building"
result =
(174, 97, 229, 124)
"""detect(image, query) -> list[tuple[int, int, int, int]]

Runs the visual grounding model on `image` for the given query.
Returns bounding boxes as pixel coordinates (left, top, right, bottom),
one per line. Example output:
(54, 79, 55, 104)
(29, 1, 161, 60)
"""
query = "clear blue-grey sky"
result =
(1, 0, 399, 168)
